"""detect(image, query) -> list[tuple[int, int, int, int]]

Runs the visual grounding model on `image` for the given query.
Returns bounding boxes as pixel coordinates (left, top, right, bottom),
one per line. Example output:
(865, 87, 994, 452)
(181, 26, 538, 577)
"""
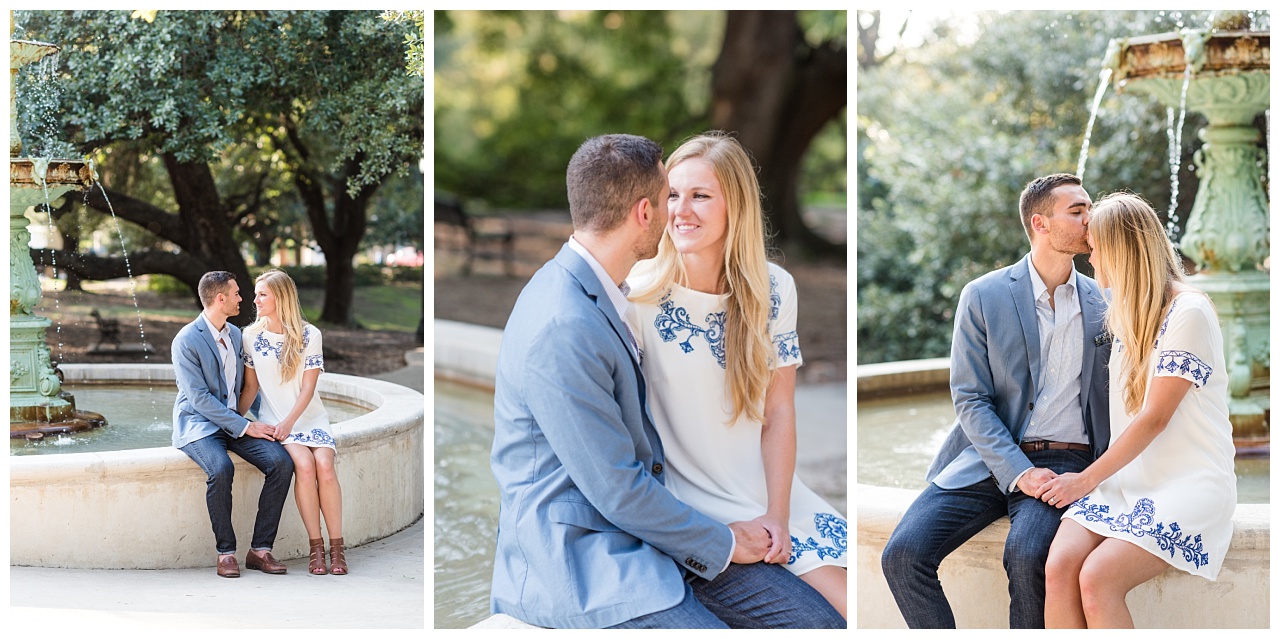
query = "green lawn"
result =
(298, 283, 423, 332)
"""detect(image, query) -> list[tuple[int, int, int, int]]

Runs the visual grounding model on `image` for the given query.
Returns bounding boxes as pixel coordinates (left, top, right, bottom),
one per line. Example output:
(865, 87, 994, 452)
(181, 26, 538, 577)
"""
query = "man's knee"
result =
(206, 455, 235, 485)
(881, 529, 929, 583)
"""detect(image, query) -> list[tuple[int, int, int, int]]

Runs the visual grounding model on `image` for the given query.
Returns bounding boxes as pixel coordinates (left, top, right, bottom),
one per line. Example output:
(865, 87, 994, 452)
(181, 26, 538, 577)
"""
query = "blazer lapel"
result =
(1078, 274, 1104, 414)
(1009, 256, 1041, 395)
(196, 316, 230, 401)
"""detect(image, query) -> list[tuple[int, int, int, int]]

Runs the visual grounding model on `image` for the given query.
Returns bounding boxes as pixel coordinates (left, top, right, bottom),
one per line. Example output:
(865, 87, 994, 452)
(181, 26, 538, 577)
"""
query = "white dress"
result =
(242, 324, 335, 449)
(1062, 292, 1235, 579)
(628, 262, 847, 575)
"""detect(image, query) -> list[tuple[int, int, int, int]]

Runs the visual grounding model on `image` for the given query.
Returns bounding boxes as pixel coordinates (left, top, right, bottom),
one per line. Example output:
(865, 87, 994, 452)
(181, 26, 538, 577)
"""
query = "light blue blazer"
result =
(926, 254, 1111, 493)
(490, 244, 734, 629)
(171, 315, 252, 449)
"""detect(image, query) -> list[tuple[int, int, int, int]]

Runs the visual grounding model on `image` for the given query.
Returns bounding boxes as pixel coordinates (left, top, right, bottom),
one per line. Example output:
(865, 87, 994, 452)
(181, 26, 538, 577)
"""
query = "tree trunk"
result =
(711, 10, 847, 259)
(295, 155, 375, 327)
(161, 154, 256, 324)
(41, 155, 256, 323)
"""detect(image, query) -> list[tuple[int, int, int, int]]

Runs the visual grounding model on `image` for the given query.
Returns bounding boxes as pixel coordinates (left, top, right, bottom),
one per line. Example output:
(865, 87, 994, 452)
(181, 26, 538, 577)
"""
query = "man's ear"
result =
(634, 196, 654, 230)
(1031, 213, 1049, 235)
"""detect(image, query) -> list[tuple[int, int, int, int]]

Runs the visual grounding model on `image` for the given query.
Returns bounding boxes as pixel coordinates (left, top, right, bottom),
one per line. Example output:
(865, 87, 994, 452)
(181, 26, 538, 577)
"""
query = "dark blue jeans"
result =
(180, 430, 294, 555)
(881, 448, 1091, 629)
(608, 562, 845, 629)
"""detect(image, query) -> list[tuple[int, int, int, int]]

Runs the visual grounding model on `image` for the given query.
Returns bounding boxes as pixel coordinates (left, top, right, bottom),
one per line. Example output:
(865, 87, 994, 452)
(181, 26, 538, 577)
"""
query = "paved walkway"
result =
(9, 518, 424, 629)
(9, 349, 428, 630)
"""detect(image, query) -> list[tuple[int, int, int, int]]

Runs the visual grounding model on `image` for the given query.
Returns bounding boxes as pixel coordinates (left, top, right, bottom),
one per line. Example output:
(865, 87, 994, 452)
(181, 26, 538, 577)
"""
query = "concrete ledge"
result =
(856, 357, 950, 397)
(857, 485, 1271, 628)
(435, 319, 502, 388)
(11, 365, 425, 569)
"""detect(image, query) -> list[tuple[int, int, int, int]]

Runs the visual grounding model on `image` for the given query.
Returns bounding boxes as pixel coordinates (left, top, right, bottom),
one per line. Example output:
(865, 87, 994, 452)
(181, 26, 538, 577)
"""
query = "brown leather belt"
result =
(1020, 440, 1090, 453)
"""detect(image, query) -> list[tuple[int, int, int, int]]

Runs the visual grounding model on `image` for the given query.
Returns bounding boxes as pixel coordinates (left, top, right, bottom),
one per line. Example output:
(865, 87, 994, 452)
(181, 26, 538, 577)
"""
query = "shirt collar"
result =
(568, 236, 632, 320)
(200, 311, 231, 344)
(1027, 255, 1075, 301)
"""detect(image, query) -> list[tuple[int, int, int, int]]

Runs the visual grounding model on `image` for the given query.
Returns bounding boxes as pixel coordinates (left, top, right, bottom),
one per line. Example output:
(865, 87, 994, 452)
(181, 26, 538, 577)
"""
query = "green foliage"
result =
(382, 10, 425, 77)
(298, 284, 423, 332)
(145, 273, 192, 296)
(856, 10, 1267, 364)
(434, 10, 721, 209)
(16, 9, 424, 201)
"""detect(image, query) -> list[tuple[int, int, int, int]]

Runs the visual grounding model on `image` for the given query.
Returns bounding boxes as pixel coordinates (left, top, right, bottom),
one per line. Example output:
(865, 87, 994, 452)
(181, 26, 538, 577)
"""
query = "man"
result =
(881, 173, 1111, 628)
(489, 134, 843, 629)
(172, 271, 294, 578)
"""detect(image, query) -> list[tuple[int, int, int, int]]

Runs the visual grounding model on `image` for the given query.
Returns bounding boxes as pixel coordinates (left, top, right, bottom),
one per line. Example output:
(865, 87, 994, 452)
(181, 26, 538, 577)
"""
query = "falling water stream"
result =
(1076, 67, 1113, 182)
(1164, 66, 1193, 240)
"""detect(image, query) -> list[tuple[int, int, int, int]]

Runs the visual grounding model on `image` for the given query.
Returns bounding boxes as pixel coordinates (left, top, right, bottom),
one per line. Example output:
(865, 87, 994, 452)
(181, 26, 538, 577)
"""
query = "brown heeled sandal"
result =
(308, 538, 328, 575)
(329, 537, 347, 575)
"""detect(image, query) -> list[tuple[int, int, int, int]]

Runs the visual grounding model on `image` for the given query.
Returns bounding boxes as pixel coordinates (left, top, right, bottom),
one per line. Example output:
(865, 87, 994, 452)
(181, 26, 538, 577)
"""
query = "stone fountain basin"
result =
(10, 157, 94, 208)
(1113, 30, 1269, 83)
(9, 363, 424, 569)
(856, 359, 1270, 629)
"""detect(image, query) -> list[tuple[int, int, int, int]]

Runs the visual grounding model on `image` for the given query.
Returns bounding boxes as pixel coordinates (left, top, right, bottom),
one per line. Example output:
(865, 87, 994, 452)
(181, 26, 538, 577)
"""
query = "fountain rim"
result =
(9, 364, 424, 473)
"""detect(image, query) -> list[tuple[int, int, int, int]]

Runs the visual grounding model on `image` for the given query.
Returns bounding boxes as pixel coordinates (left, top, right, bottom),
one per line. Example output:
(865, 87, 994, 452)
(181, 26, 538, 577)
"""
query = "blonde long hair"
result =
(249, 269, 308, 383)
(631, 131, 774, 424)
(1090, 192, 1187, 415)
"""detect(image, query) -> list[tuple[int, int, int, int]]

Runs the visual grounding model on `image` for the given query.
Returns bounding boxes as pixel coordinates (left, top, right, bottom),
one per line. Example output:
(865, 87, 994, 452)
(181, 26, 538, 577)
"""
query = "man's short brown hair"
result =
(1019, 173, 1082, 241)
(197, 271, 236, 308)
(566, 134, 666, 233)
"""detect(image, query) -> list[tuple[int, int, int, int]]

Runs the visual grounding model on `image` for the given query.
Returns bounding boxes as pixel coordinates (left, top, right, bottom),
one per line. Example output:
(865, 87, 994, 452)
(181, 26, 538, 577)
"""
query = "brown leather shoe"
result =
(245, 549, 287, 574)
(217, 554, 240, 578)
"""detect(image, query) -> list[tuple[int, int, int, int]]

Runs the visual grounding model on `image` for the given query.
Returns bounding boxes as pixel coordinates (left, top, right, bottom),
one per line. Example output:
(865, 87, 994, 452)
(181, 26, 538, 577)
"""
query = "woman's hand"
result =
(750, 512, 792, 564)
(272, 419, 294, 442)
(1036, 472, 1097, 509)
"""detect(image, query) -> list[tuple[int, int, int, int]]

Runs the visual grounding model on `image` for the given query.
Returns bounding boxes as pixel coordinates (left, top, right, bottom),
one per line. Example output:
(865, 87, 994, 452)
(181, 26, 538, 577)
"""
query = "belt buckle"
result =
(1030, 440, 1046, 452)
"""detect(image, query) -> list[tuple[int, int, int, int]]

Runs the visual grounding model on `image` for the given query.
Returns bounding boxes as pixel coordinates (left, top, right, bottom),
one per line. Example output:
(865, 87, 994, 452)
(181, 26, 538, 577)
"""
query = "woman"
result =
(1039, 193, 1235, 627)
(239, 269, 347, 576)
(628, 132, 847, 617)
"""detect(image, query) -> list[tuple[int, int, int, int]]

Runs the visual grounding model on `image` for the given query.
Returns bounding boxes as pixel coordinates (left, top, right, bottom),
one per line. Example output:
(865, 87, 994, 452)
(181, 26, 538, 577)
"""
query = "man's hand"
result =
(1017, 467, 1059, 496)
(245, 421, 276, 440)
(728, 520, 769, 564)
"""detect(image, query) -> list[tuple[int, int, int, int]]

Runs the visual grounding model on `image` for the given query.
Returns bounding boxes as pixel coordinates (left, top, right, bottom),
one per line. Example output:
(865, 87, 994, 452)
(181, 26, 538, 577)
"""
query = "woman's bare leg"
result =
(284, 443, 321, 539)
(1044, 519, 1105, 628)
(313, 447, 343, 539)
(799, 565, 846, 620)
(1078, 538, 1170, 628)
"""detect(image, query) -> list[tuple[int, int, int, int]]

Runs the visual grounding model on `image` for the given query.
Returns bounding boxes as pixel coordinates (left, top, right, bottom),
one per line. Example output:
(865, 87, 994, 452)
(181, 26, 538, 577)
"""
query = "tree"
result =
(17, 10, 424, 326)
(856, 10, 1268, 363)
(710, 11, 846, 258)
(434, 10, 846, 257)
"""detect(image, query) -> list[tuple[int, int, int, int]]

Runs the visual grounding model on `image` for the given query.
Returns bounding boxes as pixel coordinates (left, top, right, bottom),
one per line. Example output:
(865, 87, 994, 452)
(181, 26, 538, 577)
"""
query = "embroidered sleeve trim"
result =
(773, 331, 801, 364)
(1155, 349, 1212, 387)
(1069, 496, 1210, 569)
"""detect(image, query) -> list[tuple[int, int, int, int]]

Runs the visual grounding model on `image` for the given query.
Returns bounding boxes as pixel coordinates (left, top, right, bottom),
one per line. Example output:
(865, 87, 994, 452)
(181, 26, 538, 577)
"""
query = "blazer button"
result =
(685, 558, 695, 567)
(652, 463, 664, 475)
(1028, 402, 1034, 411)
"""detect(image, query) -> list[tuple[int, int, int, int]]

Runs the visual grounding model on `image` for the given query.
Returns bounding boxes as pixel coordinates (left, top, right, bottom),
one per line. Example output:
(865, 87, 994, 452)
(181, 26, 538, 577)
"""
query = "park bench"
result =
(434, 195, 515, 276)
(89, 308, 122, 349)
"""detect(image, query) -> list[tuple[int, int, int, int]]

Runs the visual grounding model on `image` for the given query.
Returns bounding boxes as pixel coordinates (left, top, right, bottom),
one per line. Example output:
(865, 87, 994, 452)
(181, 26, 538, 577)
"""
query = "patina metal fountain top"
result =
(10, 34, 102, 438)
(1105, 10, 1270, 449)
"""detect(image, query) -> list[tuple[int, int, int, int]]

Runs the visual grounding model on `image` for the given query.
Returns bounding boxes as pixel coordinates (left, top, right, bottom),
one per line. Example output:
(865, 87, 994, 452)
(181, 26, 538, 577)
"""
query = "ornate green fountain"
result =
(10, 36, 104, 438)
(1106, 11, 1270, 449)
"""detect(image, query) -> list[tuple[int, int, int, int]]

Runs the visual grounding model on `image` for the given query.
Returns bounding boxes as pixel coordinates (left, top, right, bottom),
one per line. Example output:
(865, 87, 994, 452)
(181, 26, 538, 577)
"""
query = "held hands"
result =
(1015, 467, 1059, 497)
(271, 419, 294, 442)
(245, 421, 276, 440)
(728, 520, 770, 564)
(749, 512, 793, 565)
(246, 420, 291, 442)
(1035, 472, 1097, 509)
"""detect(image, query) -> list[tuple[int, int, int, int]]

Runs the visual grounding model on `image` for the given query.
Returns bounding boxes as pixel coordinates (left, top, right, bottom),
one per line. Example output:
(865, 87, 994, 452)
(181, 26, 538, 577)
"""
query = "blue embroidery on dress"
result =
(253, 331, 282, 360)
(769, 275, 780, 321)
(252, 327, 313, 362)
(1157, 297, 1181, 341)
(653, 293, 727, 368)
(1070, 496, 1209, 569)
(1156, 350, 1212, 387)
(773, 331, 801, 363)
(788, 513, 847, 564)
(241, 347, 253, 367)
(305, 354, 325, 369)
(286, 428, 335, 447)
